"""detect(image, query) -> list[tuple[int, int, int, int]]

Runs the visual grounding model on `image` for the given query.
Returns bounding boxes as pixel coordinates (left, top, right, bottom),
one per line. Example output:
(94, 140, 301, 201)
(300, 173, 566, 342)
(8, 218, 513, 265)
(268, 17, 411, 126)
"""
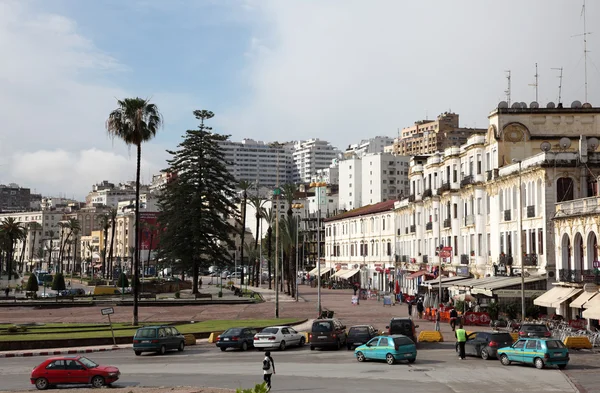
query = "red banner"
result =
(138, 212, 160, 250)
(569, 319, 586, 330)
(463, 312, 491, 326)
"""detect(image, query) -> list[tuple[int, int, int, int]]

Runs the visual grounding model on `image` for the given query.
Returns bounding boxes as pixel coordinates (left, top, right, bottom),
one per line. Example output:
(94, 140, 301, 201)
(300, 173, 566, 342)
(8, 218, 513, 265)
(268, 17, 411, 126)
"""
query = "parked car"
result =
(355, 335, 417, 365)
(59, 288, 85, 296)
(346, 325, 378, 350)
(518, 323, 551, 338)
(132, 326, 185, 356)
(227, 272, 242, 279)
(253, 326, 305, 350)
(386, 318, 418, 345)
(497, 338, 569, 369)
(216, 327, 257, 351)
(309, 318, 347, 350)
(30, 355, 120, 390)
(458, 331, 514, 360)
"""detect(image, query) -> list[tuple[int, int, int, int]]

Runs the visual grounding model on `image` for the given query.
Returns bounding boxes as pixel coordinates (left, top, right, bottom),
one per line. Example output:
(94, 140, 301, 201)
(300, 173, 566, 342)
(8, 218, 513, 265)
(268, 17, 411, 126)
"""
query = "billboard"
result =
(138, 212, 160, 250)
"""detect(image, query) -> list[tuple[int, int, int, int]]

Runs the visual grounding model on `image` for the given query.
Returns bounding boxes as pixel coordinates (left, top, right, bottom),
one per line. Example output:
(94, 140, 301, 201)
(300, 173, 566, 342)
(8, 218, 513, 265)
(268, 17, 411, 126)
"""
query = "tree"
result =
(107, 208, 117, 279)
(99, 214, 110, 279)
(248, 194, 266, 287)
(238, 180, 252, 286)
(18, 226, 28, 272)
(25, 273, 39, 292)
(106, 97, 163, 326)
(51, 272, 66, 291)
(0, 217, 25, 280)
(280, 215, 298, 297)
(157, 109, 239, 295)
(263, 208, 275, 290)
(58, 218, 80, 273)
(28, 222, 42, 268)
(45, 230, 56, 272)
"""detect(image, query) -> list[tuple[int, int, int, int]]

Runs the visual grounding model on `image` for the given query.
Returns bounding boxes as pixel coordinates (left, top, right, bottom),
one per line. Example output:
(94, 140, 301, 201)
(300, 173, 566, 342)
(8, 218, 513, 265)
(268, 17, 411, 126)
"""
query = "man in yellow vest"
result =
(455, 324, 467, 360)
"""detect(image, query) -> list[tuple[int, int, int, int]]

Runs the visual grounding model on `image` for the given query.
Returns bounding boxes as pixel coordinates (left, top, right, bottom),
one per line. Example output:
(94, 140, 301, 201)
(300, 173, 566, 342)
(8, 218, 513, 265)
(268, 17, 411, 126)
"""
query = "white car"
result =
(253, 326, 305, 351)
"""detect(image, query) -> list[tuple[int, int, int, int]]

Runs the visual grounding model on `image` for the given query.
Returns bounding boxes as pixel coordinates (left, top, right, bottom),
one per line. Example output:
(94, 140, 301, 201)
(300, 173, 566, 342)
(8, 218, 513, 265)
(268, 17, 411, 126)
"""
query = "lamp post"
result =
(513, 158, 526, 320)
(292, 203, 304, 301)
(273, 187, 282, 318)
(310, 181, 326, 317)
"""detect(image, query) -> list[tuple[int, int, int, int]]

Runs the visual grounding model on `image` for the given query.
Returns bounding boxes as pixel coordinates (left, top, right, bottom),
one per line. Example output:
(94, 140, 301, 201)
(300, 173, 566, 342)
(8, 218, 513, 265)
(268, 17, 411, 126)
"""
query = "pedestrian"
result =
(449, 308, 458, 331)
(389, 281, 394, 293)
(262, 350, 275, 391)
(435, 309, 441, 332)
(407, 301, 413, 318)
(199, 277, 203, 289)
(353, 282, 359, 296)
(416, 300, 424, 319)
(4, 287, 9, 297)
(456, 323, 467, 360)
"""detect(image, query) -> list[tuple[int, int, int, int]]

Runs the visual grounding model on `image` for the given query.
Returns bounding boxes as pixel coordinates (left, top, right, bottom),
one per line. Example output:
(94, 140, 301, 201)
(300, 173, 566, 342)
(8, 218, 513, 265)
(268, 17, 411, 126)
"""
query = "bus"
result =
(35, 271, 53, 286)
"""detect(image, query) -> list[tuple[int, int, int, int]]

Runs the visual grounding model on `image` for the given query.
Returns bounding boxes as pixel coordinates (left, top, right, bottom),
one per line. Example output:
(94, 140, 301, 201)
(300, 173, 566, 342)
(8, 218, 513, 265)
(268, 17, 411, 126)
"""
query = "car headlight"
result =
(108, 372, 118, 377)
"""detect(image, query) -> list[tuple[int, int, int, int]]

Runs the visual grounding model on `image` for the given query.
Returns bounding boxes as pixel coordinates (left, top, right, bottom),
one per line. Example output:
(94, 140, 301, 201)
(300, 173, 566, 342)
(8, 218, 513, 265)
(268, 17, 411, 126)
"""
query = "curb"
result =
(0, 346, 122, 358)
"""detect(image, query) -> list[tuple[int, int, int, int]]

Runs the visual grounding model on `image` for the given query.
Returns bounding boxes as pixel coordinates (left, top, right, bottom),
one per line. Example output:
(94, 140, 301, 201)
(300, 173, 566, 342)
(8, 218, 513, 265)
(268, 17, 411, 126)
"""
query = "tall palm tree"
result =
(238, 180, 252, 286)
(18, 226, 28, 272)
(107, 208, 117, 279)
(58, 218, 80, 274)
(280, 215, 298, 297)
(248, 194, 266, 287)
(0, 218, 25, 280)
(28, 222, 42, 268)
(106, 97, 163, 326)
(263, 207, 275, 290)
(98, 214, 110, 279)
(85, 244, 95, 276)
(45, 230, 56, 272)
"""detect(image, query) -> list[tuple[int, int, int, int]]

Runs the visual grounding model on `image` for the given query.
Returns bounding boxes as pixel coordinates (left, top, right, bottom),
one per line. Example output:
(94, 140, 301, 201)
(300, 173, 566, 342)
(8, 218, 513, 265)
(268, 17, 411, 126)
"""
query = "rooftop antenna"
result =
(504, 70, 512, 106)
(572, 0, 591, 102)
(552, 67, 564, 104)
(529, 63, 539, 102)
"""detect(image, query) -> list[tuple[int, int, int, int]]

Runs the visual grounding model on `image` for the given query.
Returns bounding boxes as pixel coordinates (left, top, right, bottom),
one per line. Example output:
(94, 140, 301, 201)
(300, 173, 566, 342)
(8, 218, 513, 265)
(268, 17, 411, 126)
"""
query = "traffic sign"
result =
(272, 188, 281, 196)
(101, 307, 114, 316)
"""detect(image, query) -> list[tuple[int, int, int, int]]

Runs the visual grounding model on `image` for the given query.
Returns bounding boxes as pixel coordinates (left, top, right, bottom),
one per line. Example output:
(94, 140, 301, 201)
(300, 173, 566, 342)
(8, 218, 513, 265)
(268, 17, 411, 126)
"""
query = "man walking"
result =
(455, 324, 467, 360)
(262, 350, 275, 391)
(449, 308, 458, 331)
(435, 310, 441, 332)
(407, 301, 413, 318)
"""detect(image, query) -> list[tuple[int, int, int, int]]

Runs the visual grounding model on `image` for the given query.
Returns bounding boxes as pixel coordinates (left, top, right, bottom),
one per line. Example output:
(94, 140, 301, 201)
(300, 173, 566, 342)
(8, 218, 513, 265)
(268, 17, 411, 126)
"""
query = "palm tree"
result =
(85, 244, 95, 276)
(18, 226, 28, 272)
(238, 180, 252, 286)
(0, 218, 25, 280)
(99, 214, 110, 279)
(45, 230, 56, 272)
(106, 97, 162, 326)
(263, 207, 275, 290)
(107, 208, 117, 279)
(58, 218, 80, 274)
(281, 183, 297, 293)
(28, 222, 42, 268)
(280, 215, 298, 298)
(248, 194, 266, 287)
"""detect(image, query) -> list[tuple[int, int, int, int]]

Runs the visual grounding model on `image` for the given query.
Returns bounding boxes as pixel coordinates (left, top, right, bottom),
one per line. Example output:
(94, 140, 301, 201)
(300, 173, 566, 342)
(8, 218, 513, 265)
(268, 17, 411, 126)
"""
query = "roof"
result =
(324, 200, 397, 222)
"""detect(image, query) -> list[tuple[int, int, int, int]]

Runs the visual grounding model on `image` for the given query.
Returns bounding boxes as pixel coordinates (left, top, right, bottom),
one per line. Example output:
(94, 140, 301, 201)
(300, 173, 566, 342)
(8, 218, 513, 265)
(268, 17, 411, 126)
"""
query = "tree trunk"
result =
(132, 143, 142, 326)
(20, 232, 27, 272)
(290, 245, 296, 298)
(7, 236, 14, 280)
(108, 219, 116, 279)
(239, 193, 247, 286)
(30, 230, 37, 263)
(47, 239, 52, 272)
(102, 228, 108, 279)
(146, 232, 153, 278)
(192, 259, 199, 294)
(267, 227, 272, 290)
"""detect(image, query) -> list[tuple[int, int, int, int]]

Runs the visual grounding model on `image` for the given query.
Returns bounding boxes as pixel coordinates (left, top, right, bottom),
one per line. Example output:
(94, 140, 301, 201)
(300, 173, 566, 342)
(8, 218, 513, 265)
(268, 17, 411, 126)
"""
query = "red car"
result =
(30, 355, 120, 390)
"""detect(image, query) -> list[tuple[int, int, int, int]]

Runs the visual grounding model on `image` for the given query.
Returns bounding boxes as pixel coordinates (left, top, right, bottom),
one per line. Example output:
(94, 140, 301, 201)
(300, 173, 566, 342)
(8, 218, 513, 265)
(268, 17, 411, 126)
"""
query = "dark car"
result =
(459, 331, 514, 360)
(216, 327, 257, 351)
(518, 323, 551, 338)
(346, 325, 378, 350)
(309, 319, 347, 350)
(386, 318, 418, 344)
(132, 326, 185, 356)
(30, 356, 119, 390)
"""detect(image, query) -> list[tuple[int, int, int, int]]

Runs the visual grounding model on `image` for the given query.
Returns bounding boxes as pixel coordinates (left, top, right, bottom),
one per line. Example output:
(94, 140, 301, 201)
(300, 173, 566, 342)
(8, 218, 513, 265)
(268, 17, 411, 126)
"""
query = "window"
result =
(538, 228, 544, 255)
(453, 204, 458, 218)
(557, 178, 574, 202)
(525, 340, 537, 349)
(513, 340, 526, 349)
(387, 241, 392, 256)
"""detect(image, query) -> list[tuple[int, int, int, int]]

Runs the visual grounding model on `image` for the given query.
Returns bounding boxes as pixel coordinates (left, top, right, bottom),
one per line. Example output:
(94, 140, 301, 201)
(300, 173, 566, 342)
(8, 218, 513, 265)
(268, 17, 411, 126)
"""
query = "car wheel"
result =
(91, 375, 105, 388)
(159, 345, 166, 355)
(35, 378, 49, 390)
(299, 337, 305, 347)
(336, 340, 341, 350)
(534, 357, 545, 369)
(134, 351, 141, 356)
(220, 347, 227, 352)
(279, 340, 286, 351)
(558, 364, 567, 370)
(408, 357, 416, 363)
(386, 353, 395, 365)
(356, 351, 365, 362)
(242, 341, 248, 351)
(480, 348, 490, 360)
(500, 354, 511, 366)
(178, 341, 185, 352)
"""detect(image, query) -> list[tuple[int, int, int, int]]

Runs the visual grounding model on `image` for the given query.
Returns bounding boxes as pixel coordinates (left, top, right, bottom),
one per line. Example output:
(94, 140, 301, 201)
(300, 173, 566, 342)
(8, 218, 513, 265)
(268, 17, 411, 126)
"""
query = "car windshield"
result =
(261, 328, 279, 334)
(78, 357, 98, 369)
(546, 340, 566, 349)
(491, 333, 513, 342)
(224, 328, 243, 336)
(349, 327, 369, 334)
(312, 321, 333, 332)
(135, 328, 156, 338)
(523, 325, 548, 332)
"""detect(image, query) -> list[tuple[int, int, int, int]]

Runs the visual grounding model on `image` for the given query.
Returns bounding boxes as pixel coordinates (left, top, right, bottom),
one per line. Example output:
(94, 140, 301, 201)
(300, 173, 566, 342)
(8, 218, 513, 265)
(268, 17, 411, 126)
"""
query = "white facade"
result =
(313, 162, 340, 186)
(292, 139, 340, 184)
(344, 136, 394, 158)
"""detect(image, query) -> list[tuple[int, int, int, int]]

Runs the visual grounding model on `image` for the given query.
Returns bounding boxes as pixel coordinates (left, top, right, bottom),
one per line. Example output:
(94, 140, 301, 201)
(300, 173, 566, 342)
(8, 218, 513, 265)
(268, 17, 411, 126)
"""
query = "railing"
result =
(460, 254, 469, 265)
(555, 197, 598, 217)
(464, 214, 475, 226)
(410, 224, 416, 233)
(460, 175, 473, 187)
(499, 254, 513, 265)
(504, 210, 511, 221)
(408, 194, 415, 202)
(423, 255, 429, 264)
(486, 168, 499, 181)
(558, 269, 600, 284)
(443, 218, 451, 228)
(527, 205, 535, 218)
(425, 222, 433, 231)
(524, 253, 538, 266)
(438, 182, 450, 194)
(423, 189, 432, 198)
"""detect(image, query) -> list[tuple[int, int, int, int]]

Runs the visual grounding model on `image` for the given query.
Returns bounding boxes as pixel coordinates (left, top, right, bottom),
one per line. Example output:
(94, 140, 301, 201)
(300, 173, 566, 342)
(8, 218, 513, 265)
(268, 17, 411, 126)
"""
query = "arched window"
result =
(387, 241, 392, 256)
(557, 177, 574, 202)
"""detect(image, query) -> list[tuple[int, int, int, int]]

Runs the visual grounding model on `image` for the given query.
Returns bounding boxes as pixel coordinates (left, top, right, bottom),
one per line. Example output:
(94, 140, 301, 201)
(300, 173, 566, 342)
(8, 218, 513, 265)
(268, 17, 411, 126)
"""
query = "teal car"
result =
(497, 338, 569, 369)
(354, 335, 417, 365)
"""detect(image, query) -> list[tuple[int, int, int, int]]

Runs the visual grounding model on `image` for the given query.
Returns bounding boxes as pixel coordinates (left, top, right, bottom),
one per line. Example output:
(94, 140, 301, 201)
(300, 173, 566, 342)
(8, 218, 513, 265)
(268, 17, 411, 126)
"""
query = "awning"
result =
(339, 269, 359, 280)
(406, 270, 429, 280)
(582, 305, 600, 320)
(583, 293, 600, 309)
(534, 286, 582, 308)
(470, 276, 547, 297)
(309, 267, 333, 276)
(570, 291, 599, 309)
(421, 276, 472, 289)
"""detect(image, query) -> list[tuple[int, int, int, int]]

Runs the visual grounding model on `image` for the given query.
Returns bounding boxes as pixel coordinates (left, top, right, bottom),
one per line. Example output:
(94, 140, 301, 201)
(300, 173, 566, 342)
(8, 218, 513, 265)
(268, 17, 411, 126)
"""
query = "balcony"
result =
(460, 254, 469, 265)
(423, 255, 429, 264)
(486, 168, 499, 181)
(464, 214, 475, 226)
(555, 196, 599, 218)
(410, 224, 416, 233)
(524, 253, 538, 266)
(408, 194, 416, 202)
(499, 254, 513, 265)
(460, 175, 473, 187)
(558, 269, 600, 284)
(526, 205, 535, 218)
(423, 189, 432, 198)
(425, 222, 433, 231)
(443, 218, 451, 228)
(438, 182, 450, 194)
(504, 210, 511, 221)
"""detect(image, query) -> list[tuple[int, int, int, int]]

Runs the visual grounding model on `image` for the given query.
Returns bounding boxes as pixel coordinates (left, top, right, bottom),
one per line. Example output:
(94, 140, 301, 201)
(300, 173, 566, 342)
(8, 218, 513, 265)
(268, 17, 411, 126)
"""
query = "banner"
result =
(138, 212, 160, 250)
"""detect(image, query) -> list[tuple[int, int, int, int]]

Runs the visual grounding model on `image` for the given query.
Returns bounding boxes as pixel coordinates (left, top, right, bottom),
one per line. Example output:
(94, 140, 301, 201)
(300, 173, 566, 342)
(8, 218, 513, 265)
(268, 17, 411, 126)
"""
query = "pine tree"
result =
(158, 110, 239, 294)
(51, 272, 66, 291)
(26, 274, 39, 292)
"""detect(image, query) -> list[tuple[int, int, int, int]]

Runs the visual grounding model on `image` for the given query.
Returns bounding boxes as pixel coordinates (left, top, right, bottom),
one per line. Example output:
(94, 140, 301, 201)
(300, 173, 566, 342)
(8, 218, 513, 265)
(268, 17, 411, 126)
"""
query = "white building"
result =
(343, 136, 394, 158)
(85, 180, 143, 208)
(312, 160, 340, 186)
(292, 139, 340, 184)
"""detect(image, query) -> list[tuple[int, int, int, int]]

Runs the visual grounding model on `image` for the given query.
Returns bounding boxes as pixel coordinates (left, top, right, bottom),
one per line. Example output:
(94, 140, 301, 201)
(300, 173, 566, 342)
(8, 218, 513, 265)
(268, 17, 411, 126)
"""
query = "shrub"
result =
(487, 301, 500, 321)
(526, 304, 541, 319)
(236, 383, 269, 393)
(51, 273, 66, 291)
(502, 303, 519, 320)
(117, 273, 129, 288)
(25, 274, 39, 292)
(7, 325, 27, 333)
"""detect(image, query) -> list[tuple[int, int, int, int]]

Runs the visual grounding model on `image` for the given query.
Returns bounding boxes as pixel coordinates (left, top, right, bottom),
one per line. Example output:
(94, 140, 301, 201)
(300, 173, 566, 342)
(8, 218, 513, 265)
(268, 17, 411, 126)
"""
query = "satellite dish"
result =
(559, 137, 572, 150)
(530, 101, 539, 109)
(498, 101, 509, 109)
(547, 102, 556, 108)
(588, 137, 599, 151)
(540, 141, 551, 152)
(511, 103, 521, 109)
(582, 102, 593, 109)
(571, 100, 582, 108)
(520, 102, 527, 108)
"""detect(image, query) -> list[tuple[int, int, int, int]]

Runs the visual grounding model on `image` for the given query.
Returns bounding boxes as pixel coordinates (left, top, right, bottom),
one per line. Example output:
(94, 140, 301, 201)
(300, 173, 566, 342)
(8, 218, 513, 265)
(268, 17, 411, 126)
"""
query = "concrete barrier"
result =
(208, 332, 223, 343)
(563, 336, 592, 349)
(418, 331, 444, 343)
(184, 334, 196, 345)
(301, 332, 309, 342)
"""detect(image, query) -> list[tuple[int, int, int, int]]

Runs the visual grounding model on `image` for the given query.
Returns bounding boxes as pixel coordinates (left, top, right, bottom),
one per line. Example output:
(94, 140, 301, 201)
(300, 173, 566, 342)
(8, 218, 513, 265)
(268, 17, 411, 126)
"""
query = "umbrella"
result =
(394, 280, 400, 294)
(453, 293, 475, 302)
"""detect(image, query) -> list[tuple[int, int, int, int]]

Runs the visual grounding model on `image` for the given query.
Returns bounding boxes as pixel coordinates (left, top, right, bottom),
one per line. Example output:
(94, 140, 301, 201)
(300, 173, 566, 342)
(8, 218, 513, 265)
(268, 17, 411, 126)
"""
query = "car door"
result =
(280, 328, 291, 345)
(464, 332, 480, 356)
(66, 360, 89, 384)
(288, 328, 300, 345)
(376, 337, 391, 360)
(510, 339, 526, 362)
(157, 327, 169, 349)
(44, 360, 67, 385)
(524, 339, 539, 365)
(364, 338, 380, 360)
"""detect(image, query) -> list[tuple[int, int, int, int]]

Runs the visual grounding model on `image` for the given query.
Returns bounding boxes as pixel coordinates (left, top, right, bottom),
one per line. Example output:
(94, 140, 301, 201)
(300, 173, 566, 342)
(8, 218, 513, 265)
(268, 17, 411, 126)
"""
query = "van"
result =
(309, 318, 347, 350)
(92, 286, 120, 296)
(386, 318, 418, 344)
(132, 326, 185, 356)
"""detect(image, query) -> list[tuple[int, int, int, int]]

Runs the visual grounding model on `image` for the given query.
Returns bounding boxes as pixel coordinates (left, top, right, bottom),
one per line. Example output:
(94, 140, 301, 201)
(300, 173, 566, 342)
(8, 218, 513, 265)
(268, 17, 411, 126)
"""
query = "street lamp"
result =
(292, 203, 304, 302)
(513, 158, 526, 320)
(309, 181, 327, 317)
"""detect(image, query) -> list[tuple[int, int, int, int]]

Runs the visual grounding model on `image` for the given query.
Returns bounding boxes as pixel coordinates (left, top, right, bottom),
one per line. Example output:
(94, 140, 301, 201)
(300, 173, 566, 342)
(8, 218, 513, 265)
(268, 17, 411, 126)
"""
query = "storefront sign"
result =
(569, 319, 586, 330)
(456, 266, 469, 277)
(464, 312, 490, 326)
(495, 289, 546, 298)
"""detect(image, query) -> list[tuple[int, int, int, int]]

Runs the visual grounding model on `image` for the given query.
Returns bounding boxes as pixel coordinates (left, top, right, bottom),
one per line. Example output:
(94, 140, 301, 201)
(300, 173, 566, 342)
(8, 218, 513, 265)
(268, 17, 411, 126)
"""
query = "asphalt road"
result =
(0, 342, 581, 393)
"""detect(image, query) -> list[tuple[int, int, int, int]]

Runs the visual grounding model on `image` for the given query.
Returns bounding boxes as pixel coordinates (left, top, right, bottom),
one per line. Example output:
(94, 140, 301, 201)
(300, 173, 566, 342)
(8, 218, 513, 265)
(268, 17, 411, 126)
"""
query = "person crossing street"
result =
(455, 324, 467, 360)
(262, 350, 276, 391)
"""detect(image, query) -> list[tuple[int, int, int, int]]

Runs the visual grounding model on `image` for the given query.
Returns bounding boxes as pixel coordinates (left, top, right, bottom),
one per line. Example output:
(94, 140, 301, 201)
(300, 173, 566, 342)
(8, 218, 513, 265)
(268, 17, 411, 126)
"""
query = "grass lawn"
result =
(0, 318, 302, 342)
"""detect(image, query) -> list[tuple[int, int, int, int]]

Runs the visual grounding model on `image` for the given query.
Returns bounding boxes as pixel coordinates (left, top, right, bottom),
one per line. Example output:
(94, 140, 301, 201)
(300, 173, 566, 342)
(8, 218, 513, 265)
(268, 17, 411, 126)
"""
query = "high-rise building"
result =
(0, 183, 31, 212)
(292, 139, 340, 184)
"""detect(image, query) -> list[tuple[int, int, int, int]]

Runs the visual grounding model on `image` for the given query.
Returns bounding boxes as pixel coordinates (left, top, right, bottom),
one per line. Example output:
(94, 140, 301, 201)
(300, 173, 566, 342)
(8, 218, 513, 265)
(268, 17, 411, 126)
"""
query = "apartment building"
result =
(292, 139, 340, 184)
(343, 136, 394, 158)
(391, 112, 485, 156)
(85, 180, 142, 208)
(0, 183, 31, 212)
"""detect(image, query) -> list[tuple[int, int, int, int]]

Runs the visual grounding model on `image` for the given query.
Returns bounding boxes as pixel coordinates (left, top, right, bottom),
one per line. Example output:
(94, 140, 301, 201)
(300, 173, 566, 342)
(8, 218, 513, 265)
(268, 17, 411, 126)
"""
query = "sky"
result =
(0, 0, 598, 199)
